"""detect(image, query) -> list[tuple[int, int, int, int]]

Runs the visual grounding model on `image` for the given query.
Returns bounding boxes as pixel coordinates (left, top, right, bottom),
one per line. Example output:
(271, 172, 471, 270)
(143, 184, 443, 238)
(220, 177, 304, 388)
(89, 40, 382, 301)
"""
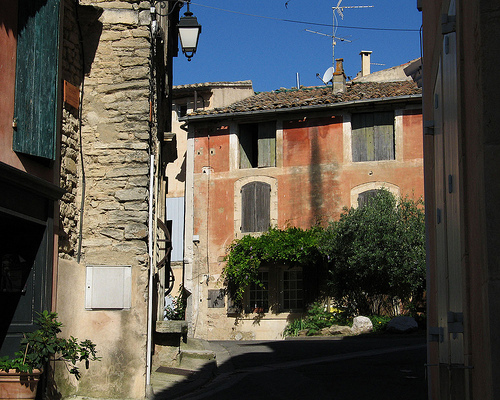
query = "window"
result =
(242, 267, 304, 314)
(282, 269, 303, 311)
(177, 104, 187, 118)
(351, 112, 395, 162)
(248, 271, 269, 313)
(357, 189, 379, 208)
(239, 121, 276, 168)
(241, 181, 271, 233)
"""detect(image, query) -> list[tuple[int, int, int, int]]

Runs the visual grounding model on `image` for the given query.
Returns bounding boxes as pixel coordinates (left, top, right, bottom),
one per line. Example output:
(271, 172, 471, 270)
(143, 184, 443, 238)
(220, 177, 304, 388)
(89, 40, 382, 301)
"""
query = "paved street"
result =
(155, 334, 427, 400)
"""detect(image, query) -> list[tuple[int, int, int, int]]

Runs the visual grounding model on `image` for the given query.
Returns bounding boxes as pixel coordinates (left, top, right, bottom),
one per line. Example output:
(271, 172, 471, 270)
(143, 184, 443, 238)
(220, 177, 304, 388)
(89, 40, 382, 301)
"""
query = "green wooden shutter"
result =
(13, 0, 61, 160)
(257, 122, 276, 167)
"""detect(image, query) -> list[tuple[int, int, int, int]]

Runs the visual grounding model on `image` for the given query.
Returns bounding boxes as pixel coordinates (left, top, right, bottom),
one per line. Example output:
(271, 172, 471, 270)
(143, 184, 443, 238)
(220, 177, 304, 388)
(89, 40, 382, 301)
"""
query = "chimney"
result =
(332, 58, 346, 93)
(360, 50, 372, 77)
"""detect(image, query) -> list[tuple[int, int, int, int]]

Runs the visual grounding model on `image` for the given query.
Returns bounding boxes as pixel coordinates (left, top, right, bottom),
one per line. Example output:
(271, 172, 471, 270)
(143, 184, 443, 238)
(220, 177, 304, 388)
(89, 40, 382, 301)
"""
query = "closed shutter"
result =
(241, 182, 271, 232)
(352, 112, 394, 162)
(357, 189, 379, 208)
(374, 112, 395, 160)
(13, 0, 61, 160)
(352, 113, 373, 162)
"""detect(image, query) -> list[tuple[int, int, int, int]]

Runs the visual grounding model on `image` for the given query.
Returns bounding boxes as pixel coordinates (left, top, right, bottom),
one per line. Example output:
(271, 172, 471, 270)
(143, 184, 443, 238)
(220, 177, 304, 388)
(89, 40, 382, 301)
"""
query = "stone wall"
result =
(57, 1, 153, 398)
(59, 0, 83, 258)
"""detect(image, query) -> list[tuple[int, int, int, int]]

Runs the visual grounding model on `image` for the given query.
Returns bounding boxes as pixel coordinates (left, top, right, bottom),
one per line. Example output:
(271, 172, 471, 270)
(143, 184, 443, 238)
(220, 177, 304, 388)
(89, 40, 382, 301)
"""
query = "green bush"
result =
(283, 302, 352, 337)
(368, 315, 392, 333)
(319, 189, 425, 316)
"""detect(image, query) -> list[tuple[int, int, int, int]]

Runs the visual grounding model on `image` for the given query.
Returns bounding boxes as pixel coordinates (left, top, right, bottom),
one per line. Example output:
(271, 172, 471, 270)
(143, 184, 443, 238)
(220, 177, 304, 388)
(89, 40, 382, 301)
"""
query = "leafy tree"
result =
(319, 189, 425, 315)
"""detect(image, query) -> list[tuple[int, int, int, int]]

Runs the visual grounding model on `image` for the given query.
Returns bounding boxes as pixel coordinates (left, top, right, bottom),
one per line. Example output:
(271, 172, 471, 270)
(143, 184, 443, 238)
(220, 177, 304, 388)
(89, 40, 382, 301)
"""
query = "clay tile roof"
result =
(188, 81, 421, 117)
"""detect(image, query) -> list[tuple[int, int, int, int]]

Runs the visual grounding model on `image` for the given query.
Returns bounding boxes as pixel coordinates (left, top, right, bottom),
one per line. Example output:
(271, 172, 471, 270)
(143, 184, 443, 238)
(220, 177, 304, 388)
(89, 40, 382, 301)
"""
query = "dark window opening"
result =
(239, 121, 276, 168)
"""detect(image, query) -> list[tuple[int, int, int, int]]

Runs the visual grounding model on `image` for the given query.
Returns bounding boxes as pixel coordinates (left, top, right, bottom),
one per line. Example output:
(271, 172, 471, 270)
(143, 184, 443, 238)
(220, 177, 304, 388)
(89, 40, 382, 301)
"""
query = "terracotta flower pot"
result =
(0, 369, 42, 399)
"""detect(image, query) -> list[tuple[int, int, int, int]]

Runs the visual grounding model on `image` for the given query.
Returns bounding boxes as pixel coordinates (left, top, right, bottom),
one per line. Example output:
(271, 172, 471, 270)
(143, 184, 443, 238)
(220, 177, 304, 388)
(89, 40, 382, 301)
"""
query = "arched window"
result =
(357, 189, 379, 208)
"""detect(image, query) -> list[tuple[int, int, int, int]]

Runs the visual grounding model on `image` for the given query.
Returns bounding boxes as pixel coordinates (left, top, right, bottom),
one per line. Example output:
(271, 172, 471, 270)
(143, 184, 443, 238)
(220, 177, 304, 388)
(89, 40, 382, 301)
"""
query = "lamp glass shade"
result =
(179, 26, 200, 52)
(178, 15, 201, 57)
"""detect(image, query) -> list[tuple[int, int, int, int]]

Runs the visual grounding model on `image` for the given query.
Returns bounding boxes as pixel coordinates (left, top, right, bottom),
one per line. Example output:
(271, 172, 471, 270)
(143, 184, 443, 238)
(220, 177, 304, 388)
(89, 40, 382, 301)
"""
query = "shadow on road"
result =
(153, 333, 427, 400)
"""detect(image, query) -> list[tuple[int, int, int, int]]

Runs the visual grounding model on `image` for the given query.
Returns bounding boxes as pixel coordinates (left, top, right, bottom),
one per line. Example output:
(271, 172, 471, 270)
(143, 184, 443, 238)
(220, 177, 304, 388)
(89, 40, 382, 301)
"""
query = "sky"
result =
(173, 1, 422, 93)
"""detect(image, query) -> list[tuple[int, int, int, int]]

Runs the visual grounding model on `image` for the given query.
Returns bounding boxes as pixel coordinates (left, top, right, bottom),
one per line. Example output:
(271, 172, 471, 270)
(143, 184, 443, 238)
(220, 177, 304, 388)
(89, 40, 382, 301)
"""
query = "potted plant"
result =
(0, 311, 100, 399)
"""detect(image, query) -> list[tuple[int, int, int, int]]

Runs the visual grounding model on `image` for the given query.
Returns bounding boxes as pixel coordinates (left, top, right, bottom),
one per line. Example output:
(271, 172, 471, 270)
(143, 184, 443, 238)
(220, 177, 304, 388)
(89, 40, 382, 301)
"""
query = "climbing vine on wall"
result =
(222, 226, 323, 300)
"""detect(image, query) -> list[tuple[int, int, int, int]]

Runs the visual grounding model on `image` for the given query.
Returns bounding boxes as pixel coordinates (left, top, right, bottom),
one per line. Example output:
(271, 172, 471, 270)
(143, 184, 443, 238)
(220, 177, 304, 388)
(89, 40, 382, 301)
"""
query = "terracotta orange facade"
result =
(182, 81, 424, 339)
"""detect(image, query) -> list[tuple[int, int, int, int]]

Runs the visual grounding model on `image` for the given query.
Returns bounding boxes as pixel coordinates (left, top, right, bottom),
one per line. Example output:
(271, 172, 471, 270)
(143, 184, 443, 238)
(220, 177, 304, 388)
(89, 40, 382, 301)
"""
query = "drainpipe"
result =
(146, 153, 155, 393)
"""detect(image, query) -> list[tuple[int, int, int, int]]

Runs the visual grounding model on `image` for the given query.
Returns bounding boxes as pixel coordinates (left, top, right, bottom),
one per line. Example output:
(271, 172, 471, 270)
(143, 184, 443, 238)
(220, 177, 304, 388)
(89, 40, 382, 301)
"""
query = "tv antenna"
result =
(332, 0, 373, 68)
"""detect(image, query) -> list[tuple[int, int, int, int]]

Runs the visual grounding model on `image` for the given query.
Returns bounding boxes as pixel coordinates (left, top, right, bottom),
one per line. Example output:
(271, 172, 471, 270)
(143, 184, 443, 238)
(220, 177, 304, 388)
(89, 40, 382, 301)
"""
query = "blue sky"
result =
(173, 1, 422, 93)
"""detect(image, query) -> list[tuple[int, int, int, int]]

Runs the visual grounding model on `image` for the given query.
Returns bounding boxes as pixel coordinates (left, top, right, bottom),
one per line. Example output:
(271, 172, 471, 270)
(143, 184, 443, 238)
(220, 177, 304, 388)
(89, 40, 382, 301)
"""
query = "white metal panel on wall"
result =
(85, 265, 132, 309)
(166, 197, 185, 262)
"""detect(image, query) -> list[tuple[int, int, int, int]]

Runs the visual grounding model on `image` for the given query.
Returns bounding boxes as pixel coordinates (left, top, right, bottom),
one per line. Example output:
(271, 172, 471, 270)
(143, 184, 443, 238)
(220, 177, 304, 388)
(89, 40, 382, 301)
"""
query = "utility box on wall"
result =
(85, 265, 132, 309)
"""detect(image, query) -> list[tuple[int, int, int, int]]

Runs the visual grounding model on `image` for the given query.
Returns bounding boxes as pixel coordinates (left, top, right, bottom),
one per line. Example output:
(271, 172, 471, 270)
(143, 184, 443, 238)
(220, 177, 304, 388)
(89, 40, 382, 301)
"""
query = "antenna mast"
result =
(332, 1, 373, 68)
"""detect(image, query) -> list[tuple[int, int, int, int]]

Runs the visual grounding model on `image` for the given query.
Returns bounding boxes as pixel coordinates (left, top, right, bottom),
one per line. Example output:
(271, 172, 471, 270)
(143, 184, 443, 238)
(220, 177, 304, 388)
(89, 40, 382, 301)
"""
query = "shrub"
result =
(283, 302, 352, 337)
(319, 189, 426, 316)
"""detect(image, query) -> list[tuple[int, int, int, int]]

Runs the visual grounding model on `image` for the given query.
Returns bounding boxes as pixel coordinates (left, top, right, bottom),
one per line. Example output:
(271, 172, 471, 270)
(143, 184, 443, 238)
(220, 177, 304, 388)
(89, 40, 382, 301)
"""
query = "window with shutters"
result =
(351, 112, 395, 162)
(241, 181, 271, 233)
(239, 122, 276, 168)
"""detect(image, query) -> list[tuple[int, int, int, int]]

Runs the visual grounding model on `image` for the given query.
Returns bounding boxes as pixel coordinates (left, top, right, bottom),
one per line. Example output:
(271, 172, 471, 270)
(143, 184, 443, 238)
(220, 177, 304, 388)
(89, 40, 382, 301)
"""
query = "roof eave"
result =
(181, 93, 422, 123)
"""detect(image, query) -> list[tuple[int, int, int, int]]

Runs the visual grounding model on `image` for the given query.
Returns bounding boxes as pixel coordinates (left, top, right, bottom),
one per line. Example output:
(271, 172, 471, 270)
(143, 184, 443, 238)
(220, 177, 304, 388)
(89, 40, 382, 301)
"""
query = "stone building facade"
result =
(55, 2, 154, 398)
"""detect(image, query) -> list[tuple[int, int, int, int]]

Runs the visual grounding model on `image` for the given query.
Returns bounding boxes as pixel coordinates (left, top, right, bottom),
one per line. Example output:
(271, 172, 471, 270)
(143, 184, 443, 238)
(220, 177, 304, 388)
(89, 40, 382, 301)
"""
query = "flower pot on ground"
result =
(0, 369, 42, 399)
(0, 311, 100, 399)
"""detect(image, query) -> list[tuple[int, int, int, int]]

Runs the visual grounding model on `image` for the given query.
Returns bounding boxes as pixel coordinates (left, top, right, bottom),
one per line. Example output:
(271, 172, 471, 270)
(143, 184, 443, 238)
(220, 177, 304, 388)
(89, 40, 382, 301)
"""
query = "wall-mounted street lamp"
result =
(178, 0, 201, 61)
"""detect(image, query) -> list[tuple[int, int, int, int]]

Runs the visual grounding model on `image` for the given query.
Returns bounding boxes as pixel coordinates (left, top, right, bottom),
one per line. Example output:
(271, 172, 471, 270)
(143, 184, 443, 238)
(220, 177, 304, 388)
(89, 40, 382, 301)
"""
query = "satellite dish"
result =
(322, 67, 334, 84)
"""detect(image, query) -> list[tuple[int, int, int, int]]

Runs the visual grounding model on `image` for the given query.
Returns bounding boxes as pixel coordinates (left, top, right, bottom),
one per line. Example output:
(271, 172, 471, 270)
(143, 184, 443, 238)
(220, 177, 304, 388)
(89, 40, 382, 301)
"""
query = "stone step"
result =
(180, 349, 216, 361)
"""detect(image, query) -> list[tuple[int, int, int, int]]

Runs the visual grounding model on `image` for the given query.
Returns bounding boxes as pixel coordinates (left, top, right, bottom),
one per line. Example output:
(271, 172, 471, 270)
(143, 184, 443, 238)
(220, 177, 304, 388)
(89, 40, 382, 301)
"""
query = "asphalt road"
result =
(175, 334, 427, 400)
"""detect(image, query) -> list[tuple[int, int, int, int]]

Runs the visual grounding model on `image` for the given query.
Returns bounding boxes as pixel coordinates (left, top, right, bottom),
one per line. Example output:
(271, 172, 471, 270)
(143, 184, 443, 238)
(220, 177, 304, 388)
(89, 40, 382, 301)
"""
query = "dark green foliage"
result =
(223, 226, 323, 300)
(319, 189, 426, 315)
(368, 315, 392, 333)
(0, 311, 100, 379)
(283, 302, 352, 337)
